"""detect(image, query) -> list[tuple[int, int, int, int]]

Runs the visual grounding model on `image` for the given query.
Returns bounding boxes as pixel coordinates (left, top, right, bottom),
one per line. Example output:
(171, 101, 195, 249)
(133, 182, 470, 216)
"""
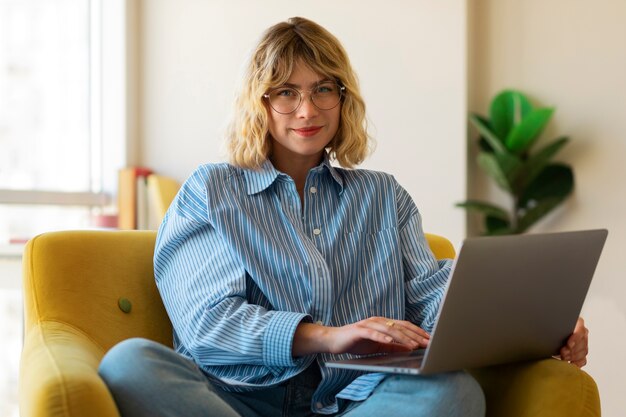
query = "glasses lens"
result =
(266, 82, 344, 114)
(268, 87, 300, 114)
(311, 82, 342, 110)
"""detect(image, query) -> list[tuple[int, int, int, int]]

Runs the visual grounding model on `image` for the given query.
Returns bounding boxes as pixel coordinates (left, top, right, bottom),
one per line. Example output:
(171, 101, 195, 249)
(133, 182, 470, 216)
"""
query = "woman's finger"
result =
(371, 318, 429, 348)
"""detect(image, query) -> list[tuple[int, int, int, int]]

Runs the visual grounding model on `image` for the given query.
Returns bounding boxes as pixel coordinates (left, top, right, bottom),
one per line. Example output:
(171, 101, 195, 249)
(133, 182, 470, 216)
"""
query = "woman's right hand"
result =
(293, 317, 430, 357)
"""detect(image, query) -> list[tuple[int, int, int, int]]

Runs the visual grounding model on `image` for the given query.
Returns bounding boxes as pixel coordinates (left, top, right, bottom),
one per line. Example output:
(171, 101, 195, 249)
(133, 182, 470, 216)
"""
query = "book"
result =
(117, 167, 152, 230)
(146, 174, 180, 229)
(136, 174, 149, 230)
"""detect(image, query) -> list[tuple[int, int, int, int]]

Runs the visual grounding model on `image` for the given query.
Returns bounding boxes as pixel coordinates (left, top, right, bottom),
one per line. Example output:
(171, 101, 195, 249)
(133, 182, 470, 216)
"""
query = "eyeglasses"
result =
(263, 81, 345, 114)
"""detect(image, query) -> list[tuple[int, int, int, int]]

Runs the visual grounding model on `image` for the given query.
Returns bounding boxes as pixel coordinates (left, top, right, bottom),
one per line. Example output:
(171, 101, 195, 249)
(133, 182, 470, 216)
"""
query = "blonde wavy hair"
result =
(226, 17, 370, 169)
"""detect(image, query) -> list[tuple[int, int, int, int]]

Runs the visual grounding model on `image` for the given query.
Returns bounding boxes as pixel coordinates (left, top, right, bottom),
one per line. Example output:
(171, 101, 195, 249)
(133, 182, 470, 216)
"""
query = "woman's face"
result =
(266, 61, 341, 168)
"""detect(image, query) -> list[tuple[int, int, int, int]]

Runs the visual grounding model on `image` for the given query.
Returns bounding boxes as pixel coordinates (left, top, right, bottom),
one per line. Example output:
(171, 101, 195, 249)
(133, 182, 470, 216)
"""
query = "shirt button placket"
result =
(307, 185, 320, 237)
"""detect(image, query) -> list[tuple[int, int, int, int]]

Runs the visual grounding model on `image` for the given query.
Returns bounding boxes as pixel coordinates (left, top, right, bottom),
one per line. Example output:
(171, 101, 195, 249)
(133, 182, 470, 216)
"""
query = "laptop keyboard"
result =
(368, 349, 426, 366)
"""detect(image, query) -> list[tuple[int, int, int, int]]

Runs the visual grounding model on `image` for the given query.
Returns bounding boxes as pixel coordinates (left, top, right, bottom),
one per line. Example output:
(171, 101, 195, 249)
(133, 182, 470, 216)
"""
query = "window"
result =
(0, 0, 129, 243)
(0, 3, 131, 415)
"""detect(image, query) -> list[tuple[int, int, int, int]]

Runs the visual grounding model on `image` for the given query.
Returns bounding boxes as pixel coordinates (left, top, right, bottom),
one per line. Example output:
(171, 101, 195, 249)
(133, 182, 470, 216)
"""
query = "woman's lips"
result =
(293, 126, 322, 137)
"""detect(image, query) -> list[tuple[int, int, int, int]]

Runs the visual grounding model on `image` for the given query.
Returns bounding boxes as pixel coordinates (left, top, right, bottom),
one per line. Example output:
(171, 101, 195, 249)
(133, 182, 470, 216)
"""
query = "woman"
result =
(99, 17, 588, 417)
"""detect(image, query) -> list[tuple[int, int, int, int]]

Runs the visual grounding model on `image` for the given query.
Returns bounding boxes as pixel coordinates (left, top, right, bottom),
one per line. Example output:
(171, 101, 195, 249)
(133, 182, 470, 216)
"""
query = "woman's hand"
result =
(293, 317, 429, 357)
(560, 317, 589, 367)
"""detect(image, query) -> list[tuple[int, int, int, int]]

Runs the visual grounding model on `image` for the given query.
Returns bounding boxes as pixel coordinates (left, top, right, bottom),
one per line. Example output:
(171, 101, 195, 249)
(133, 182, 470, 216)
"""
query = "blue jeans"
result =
(98, 338, 485, 417)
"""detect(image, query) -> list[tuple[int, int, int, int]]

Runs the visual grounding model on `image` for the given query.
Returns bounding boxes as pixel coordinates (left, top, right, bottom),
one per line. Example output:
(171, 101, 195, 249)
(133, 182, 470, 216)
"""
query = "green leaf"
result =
(478, 153, 510, 191)
(485, 216, 513, 235)
(505, 107, 555, 154)
(515, 197, 565, 233)
(518, 163, 574, 209)
(517, 136, 570, 191)
(455, 200, 513, 235)
(478, 137, 492, 152)
(490, 90, 533, 140)
(477, 151, 522, 192)
(469, 114, 507, 154)
(456, 200, 510, 221)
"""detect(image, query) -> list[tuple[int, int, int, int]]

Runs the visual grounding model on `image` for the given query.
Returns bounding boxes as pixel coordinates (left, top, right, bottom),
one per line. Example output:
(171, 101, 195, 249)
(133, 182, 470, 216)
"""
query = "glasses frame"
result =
(263, 82, 346, 114)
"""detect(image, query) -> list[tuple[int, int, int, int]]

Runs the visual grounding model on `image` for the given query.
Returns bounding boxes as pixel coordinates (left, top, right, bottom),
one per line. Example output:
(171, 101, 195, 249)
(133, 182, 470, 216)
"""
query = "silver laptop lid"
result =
(420, 229, 607, 374)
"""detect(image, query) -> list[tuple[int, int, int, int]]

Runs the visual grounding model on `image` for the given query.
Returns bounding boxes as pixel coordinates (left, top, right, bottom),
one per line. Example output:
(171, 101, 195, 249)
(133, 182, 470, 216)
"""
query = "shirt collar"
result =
(242, 153, 344, 196)
(316, 153, 345, 194)
(243, 159, 282, 195)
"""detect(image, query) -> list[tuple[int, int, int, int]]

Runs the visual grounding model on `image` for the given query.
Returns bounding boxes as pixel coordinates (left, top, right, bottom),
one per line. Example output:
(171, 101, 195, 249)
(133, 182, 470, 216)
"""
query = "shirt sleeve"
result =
(395, 181, 453, 332)
(153, 166, 310, 370)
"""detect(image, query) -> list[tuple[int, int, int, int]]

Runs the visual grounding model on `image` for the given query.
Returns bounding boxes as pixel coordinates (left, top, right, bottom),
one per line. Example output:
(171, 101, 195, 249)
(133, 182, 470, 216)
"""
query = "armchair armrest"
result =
(470, 359, 600, 417)
(20, 321, 120, 417)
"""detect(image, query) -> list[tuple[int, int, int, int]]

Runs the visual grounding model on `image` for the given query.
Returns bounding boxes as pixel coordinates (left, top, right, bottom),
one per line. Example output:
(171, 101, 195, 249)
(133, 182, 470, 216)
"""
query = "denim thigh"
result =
(340, 371, 486, 417)
(98, 338, 330, 417)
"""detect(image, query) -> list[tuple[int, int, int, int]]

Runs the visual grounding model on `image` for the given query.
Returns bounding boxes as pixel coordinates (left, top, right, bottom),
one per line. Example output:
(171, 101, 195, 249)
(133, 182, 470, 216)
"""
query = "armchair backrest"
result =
(22, 230, 172, 353)
(22, 230, 455, 353)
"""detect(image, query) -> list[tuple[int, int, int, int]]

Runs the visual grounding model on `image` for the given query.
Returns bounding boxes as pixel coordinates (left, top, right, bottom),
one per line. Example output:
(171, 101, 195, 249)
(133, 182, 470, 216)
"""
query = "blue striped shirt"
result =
(154, 157, 453, 414)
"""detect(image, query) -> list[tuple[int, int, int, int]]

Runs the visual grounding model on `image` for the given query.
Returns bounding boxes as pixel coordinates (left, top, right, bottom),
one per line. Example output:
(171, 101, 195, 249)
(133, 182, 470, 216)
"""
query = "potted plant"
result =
(457, 90, 574, 235)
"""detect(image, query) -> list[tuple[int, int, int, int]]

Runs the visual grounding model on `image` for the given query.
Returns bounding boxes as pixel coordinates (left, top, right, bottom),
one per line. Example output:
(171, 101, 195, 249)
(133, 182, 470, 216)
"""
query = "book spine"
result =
(117, 167, 152, 230)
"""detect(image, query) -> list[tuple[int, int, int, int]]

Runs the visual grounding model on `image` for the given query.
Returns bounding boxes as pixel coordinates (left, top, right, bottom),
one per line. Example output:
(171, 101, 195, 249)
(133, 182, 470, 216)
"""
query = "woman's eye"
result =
(316, 84, 335, 94)
(275, 89, 296, 97)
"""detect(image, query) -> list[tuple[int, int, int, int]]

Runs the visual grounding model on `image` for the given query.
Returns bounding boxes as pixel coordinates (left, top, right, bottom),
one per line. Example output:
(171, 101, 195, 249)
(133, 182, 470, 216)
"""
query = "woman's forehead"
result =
(279, 60, 330, 86)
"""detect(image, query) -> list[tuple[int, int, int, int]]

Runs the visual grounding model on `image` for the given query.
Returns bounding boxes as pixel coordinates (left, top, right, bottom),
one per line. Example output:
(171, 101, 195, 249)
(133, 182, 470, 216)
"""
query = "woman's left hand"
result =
(560, 317, 589, 367)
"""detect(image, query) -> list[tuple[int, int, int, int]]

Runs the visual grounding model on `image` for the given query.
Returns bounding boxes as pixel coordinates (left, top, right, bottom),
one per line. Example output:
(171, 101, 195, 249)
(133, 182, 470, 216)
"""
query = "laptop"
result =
(325, 229, 608, 375)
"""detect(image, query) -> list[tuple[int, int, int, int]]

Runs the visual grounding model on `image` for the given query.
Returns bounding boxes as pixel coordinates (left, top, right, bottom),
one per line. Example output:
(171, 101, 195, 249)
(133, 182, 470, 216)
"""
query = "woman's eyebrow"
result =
(282, 78, 333, 89)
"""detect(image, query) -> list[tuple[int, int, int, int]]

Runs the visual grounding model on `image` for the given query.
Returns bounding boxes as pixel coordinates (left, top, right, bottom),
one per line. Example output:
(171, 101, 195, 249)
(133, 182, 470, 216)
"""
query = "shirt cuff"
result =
(263, 311, 311, 368)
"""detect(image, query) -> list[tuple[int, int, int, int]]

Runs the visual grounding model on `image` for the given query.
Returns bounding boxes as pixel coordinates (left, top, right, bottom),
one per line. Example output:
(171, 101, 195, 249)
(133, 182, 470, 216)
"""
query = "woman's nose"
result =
(295, 93, 319, 118)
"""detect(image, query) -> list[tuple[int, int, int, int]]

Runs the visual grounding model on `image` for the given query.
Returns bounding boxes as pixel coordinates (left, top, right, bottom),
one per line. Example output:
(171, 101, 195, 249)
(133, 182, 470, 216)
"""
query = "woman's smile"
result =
(292, 126, 323, 137)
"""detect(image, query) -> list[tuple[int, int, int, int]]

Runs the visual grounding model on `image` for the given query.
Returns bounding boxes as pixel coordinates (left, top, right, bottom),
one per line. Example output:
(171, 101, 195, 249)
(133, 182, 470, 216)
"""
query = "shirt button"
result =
(315, 320, 324, 326)
(313, 228, 321, 236)
(315, 402, 324, 410)
(309, 186, 317, 194)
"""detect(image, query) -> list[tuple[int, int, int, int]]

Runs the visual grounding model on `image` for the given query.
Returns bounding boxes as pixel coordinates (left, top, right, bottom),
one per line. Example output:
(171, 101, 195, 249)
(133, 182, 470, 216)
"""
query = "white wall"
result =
(469, 1, 626, 415)
(138, 0, 467, 244)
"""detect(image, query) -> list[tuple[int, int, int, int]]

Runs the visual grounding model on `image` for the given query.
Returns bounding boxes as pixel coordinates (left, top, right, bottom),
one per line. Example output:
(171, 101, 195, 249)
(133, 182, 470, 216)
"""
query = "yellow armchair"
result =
(19, 230, 600, 416)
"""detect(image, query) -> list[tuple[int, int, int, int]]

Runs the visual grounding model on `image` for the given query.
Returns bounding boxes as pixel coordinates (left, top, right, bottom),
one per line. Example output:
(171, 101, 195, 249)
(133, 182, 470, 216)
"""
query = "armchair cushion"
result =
(470, 359, 600, 417)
